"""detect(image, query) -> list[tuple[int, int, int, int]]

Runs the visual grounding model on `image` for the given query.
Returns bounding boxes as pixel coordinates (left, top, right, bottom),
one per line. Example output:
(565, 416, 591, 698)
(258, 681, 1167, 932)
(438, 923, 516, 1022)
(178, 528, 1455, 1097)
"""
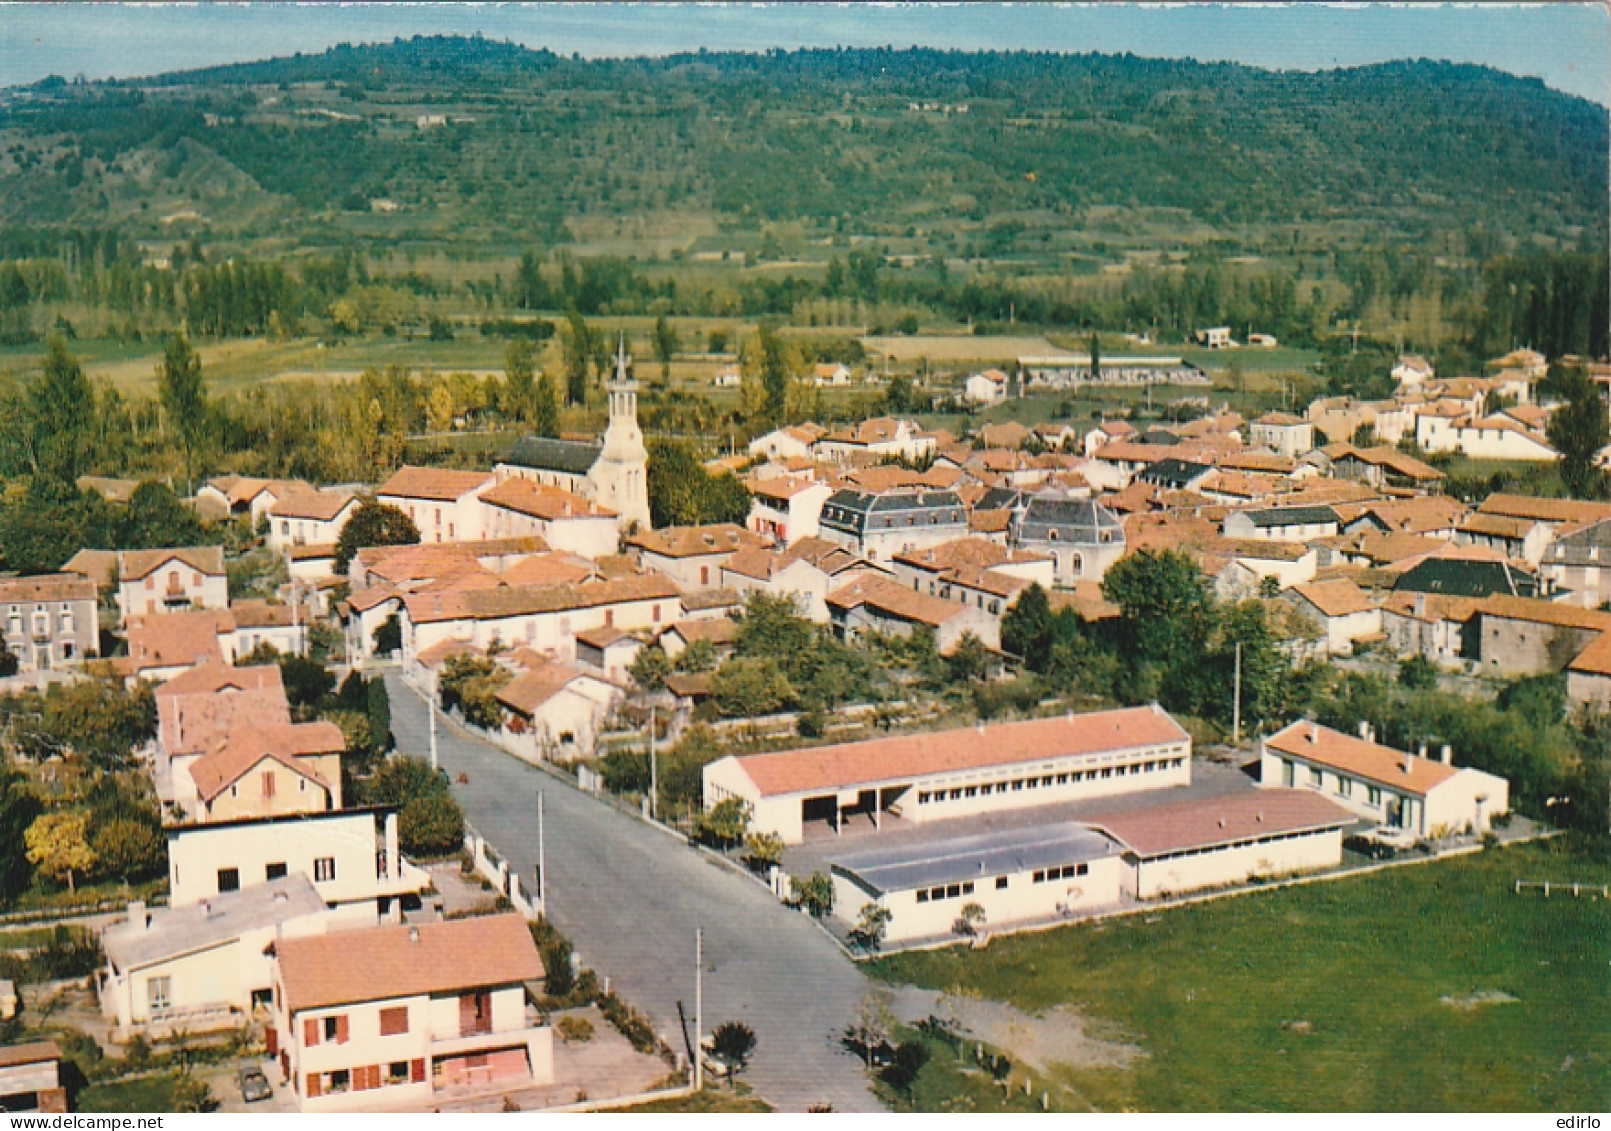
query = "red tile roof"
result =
(126, 610, 231, 672)
(0, 573, 96, 604)
(1290, 579, 1376, 618)
(1086, 789, 1354, 857)
(404, 575, 680, 624)
(726, 706, 1189, 797)
(275, 913, 544, 1013)
(376, 465, 494, 502)
(189, 721, 344, 802)
(826, 575, 974, 629)
(0, 1041, 61, 1069)
(627, 524, 762, 559)
(119, 546, 225, 581)
(268, 489, 357, 522)
(495, 662, 593, 715)
(481, 478, 614, 521)
(1264, 721, 1459, 796)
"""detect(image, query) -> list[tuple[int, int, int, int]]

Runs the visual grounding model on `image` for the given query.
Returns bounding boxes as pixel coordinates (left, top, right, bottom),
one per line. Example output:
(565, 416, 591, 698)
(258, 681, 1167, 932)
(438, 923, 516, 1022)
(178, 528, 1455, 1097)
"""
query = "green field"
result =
(870, 837, 1611, 1112)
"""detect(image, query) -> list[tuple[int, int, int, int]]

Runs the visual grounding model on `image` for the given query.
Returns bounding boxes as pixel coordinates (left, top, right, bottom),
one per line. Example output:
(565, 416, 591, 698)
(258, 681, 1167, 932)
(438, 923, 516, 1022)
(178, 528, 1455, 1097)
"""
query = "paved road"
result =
(385, 672, 882, 1114)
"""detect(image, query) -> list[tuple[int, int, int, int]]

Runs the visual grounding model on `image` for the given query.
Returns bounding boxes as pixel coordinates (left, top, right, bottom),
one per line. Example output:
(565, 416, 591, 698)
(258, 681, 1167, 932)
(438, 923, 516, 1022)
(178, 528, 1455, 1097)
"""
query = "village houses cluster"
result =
(0, 337, 1588, 1108)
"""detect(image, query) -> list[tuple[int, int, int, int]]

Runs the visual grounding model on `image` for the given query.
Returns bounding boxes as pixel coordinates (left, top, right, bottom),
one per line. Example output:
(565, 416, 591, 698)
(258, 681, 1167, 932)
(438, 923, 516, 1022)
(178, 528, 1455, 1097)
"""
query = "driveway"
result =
(384, 672, 882, 1114)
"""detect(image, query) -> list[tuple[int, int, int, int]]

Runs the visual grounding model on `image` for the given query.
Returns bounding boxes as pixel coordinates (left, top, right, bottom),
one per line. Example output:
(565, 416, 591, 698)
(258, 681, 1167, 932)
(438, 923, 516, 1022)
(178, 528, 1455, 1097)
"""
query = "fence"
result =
(462, 827, 541, 918)
(1513, 879, 1609, 899)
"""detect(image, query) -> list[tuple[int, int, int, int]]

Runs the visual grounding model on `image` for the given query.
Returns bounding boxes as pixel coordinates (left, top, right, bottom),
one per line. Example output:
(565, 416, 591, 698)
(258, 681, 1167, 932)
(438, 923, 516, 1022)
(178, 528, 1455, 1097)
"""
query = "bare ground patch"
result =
(886, 984, 1142, 1074)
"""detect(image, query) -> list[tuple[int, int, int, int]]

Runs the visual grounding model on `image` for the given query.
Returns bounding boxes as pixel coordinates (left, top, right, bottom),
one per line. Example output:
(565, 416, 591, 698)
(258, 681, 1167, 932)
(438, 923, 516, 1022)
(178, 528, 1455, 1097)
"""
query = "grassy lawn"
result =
(869, 837, 1611, 1112)
(76, 1073, 180, 1113)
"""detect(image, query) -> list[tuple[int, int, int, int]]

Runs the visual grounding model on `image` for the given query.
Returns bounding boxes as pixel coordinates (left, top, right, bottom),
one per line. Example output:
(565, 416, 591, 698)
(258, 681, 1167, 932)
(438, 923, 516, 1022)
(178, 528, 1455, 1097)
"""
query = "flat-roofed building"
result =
(1260, 720, 1509, 838)
(99, 876, 336, 1038)
(829, 824, 1124, 944)
(703, 705, 1191, 844)
(1087, 789, 1355, 899)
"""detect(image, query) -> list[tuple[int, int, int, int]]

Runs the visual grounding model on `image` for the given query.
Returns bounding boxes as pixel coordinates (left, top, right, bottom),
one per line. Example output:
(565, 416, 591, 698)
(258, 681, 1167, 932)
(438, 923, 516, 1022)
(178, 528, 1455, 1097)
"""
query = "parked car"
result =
(237, 1065, 272, 1103)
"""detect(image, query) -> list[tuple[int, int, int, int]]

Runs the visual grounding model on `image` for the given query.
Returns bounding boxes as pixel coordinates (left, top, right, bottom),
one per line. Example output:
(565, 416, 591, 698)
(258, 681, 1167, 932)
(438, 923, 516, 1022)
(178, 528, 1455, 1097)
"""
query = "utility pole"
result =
(694, 926, 704, 1092)
(537, 791, 547, 910)
(648, 702, 658, 822)
(428, 696, 438, 771)
(1232, 641, 1242, 745)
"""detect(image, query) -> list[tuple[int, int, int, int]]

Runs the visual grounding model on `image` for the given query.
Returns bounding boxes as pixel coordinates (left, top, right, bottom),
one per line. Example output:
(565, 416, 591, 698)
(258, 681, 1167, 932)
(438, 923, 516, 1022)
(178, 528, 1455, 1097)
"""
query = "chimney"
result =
(1417, 743, 1428, 760)
(1414, 593, 1427, 618)
(1440, 743, 1452, 765)
(409, 926, 420, 944)
(1308, 722, 1318, 745)
(128, 900, 147, 933)
(1402, 754, 1415, 775)
(1358, 720, 1370, 741)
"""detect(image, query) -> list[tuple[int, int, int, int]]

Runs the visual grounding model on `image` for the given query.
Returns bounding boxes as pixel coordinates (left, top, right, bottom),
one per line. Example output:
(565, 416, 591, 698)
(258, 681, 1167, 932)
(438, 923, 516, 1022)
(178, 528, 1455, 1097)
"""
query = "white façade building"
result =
(1086, 789, 1355, 900)
(1259, 720, 1509, 838)
(818, 488, 968, 562)
(272, 914, 552, 1112)
(703, 705, 1191, 845)
(829, 825, 1124, 944)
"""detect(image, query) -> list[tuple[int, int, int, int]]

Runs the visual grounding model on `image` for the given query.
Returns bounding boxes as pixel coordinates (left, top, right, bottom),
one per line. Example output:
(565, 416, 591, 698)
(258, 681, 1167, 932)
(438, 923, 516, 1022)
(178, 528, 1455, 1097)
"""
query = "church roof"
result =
(502, 436, 603, 476)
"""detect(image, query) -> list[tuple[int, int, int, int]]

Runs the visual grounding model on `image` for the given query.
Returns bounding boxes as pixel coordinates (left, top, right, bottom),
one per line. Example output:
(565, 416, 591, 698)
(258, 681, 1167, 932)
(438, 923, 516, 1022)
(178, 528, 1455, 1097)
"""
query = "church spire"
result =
(612, 331, 632, 386)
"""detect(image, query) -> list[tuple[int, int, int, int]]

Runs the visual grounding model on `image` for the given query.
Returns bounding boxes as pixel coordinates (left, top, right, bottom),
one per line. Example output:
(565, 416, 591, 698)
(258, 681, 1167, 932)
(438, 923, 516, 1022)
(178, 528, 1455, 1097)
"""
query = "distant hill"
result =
(0, 37, 1603, 256)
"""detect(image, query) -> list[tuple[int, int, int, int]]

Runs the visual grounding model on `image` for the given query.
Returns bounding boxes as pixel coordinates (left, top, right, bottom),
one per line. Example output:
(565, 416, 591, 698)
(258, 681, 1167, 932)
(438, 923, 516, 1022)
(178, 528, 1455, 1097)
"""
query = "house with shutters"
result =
(115, 547, 228, 626)
(181, 721, 347, 824)
(478, 478, 620, 560)
(625, 524, 765, 589)
(0, 574, 97, 673)
(265, 490, 361, 554)
(271, 914, 552, 1112)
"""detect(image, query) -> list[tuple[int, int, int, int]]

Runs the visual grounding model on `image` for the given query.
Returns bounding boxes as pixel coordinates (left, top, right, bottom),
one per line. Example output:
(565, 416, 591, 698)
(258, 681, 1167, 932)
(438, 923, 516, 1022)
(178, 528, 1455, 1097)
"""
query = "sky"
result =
(0, 2, 1606, 106)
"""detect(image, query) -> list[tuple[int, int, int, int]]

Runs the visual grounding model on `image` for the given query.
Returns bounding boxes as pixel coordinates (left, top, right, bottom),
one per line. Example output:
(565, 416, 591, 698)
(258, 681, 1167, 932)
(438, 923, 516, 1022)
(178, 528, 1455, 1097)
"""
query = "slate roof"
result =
(831, 824, 1119, 896)
(1393, 556, 1536, 599)
(1240, 505, 1338, 528)
(502, 435, 604, 476)
(1138, 459, 1212, 489)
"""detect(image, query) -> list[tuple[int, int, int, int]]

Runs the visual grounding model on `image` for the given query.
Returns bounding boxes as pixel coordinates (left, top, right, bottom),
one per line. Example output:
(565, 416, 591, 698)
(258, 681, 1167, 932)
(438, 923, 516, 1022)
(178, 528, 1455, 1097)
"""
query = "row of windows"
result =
(6, 612, 74, 637)
(916, 758, 1185, 804)
(217, 858, 329, 894)
(306, 1060, 422, 1098)
(1033, 863, 1089, 883)
(915, 880, 975, 903)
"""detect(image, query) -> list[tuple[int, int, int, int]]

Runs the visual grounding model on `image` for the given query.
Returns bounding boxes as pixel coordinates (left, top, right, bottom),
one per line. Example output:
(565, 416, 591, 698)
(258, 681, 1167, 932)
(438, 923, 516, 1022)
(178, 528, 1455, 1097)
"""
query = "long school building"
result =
(703, 705, 1191, 845)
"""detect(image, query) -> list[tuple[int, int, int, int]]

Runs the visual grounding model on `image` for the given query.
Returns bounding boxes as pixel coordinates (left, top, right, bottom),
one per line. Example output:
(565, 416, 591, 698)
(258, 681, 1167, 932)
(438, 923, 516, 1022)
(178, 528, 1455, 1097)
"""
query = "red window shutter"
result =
(262, 771, 276, 798)
(304, 1018, 319, 1047)
(306, 1073, 321, 1098)
(266, 1027, 278, 1057)
(410, 1058, 426, 1083)
(335, 1014, 350, 1044)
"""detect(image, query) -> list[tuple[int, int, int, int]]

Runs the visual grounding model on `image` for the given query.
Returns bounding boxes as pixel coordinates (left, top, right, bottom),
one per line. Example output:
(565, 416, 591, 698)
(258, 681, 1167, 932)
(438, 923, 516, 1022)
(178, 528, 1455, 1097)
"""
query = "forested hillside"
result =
(0, 37, 1603, 358)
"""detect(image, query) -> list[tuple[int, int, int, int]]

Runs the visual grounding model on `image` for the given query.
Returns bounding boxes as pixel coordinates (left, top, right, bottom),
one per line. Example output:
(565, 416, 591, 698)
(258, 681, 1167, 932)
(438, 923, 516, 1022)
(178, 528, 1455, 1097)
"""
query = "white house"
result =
(625, 524, 765, 589)
(746, 424, 824, 462)
(272, 914, 552, 1112)
(815, 418, 935, 465)
(377, 467, 496, 545)
(165, 808, 430, 924)
(1248, 413, 1315, 459)
(1261, 720, 1509, 838)
(478, 478, 620, 560)
(1195, 327, 1233, 349)
(964, 369, 1011, 406)
(266, 491, 360, 553)
(116, 547, 229, 626)
(747, 476, 833, 546)
(1286, 580, 1382, 655)
(813, 362, 852, 388)
(1392, 355, 1434, 387)
(493, 661, 625, 765)
(99, 878, 339, 1039)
